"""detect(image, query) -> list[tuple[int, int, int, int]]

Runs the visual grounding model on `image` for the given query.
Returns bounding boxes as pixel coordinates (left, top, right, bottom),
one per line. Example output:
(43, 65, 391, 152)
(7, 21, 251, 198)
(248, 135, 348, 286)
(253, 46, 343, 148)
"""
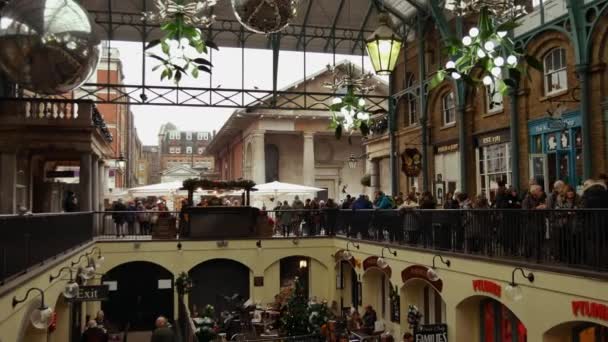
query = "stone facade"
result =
(157, 122, 215, 174)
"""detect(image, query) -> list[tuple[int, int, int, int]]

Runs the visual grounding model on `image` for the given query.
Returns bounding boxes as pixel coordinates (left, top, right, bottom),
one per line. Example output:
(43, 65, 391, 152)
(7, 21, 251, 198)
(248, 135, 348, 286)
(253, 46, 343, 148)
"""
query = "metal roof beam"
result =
(323, 0, 347, 52)
(295, 0, 314, 50)
(351, 2, 375, 54)
(404, 0, 426, 13)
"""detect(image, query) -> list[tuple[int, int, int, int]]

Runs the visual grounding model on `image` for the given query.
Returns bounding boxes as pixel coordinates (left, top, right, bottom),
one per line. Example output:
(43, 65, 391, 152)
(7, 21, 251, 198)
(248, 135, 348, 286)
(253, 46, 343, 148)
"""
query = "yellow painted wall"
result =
(2, 238, 608, 342)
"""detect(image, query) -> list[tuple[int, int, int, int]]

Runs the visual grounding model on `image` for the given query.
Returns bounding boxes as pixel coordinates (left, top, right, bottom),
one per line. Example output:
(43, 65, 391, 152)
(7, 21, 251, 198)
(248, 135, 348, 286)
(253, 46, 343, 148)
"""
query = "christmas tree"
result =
(280, 277, 312, 336)
(308, 301, 330, 334)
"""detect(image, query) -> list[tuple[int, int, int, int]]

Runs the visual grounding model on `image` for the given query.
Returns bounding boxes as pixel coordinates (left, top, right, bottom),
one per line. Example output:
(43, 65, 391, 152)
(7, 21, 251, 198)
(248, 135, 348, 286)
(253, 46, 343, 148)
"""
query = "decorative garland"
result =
(143, 0, 218, 83)
(182, 178, 257, 192)
(407, 305, 422, 330)
(429, 6, 542, 96)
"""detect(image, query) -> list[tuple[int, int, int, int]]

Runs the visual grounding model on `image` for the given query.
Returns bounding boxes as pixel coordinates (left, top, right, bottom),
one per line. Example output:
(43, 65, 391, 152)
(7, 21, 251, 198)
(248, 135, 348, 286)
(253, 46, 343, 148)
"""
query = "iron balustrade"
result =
(2, 209, 607, 284)
(0, 212, 93, 284)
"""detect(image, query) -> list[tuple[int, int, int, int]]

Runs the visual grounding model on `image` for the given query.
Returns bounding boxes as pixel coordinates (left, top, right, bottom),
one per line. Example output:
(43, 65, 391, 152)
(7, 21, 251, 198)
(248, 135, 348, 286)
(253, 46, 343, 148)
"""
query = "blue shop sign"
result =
(528, 112, 581, 135)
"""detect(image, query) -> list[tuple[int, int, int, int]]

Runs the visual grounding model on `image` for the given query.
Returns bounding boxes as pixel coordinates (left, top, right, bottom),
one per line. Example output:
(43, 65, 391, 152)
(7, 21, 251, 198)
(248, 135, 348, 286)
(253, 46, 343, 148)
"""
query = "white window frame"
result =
(175, 147, 181, 154)
(198, 147, 204, 154)
(186, 132, 192, 141)
(442, 92, 456, 126)
(476, 143, 512, 196)
(406, 75, 418, 126)
(486, 76, 503, 113)
(543, 47, 568, 96)
(197, 132, 204, 140)
(203, 132, 209, 140)
(169, 147, 175, 154)
(186, 146, 192, 154)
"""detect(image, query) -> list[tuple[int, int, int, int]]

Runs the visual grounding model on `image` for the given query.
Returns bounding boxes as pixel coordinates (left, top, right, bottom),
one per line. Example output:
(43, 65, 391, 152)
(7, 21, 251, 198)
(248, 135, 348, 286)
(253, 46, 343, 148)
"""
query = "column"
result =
(251, 132, 266, 184)
(576, 64, 592, 179)
(369, 159, 380, 194)
(80, 153, 92, 211)
(509, 83, 521, 192)
(457, 104, 467, 192)
(98, 161, 105, 210)
(0, 152, 17, 214)
(302, 132, 315, 186)
(92, 155, 99, 211)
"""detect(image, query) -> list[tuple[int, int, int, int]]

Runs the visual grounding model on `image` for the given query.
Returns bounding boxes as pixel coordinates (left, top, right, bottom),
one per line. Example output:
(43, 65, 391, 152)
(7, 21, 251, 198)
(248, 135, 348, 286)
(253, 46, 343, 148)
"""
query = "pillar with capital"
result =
(251, 132, 266, 185)
(302, 132, 315, 187)
(80, 153, 92, 211)
(0, 151, 17, 213)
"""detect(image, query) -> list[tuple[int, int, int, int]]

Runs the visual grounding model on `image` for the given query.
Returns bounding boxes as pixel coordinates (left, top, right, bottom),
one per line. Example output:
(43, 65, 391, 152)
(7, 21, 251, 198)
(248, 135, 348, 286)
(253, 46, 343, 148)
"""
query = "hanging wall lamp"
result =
(342, 241, 360, 260)
(49, 267, 80, 299)
(505, 267, 535, 301)
(376, 246, 397, 269)
(427, 255, 451, 282)
(366, 11, 403, 76)
(12, 288, 54, 329)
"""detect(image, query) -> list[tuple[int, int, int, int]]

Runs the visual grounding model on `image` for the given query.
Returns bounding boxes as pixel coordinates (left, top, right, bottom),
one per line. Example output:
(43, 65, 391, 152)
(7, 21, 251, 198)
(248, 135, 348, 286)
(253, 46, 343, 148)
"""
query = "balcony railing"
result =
(0, 212, 93, 284)
(2, 209, 607, 284)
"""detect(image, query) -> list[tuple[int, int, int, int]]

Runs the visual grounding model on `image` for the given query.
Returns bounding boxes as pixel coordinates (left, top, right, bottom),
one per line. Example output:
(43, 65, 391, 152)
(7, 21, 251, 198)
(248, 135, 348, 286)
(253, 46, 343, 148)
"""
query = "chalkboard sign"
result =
(390, 295, 400, 322)
(414, 324, 448, 342)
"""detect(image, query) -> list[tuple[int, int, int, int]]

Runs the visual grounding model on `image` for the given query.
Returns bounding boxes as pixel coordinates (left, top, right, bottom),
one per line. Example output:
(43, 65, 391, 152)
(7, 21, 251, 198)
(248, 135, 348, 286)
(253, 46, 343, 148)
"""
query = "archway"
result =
(279, 256, 311, 298)
(544, 321, 608, 342)
(456, 295, 526, 342)
(188, 259, 250, 318)
(362, 268, 389, 323)
(337, 260, 359, 314)
(101, 261, 174, 331)
(400, 279, 446, 329)
(265, 144, 279, 182)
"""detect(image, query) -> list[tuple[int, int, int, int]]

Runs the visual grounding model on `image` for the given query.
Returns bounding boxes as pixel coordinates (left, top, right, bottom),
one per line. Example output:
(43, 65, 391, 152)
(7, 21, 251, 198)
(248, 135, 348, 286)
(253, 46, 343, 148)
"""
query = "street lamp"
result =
(116, 153, 127, 172)
(347, 153, 368, 169)
(366, 12, 403, 76)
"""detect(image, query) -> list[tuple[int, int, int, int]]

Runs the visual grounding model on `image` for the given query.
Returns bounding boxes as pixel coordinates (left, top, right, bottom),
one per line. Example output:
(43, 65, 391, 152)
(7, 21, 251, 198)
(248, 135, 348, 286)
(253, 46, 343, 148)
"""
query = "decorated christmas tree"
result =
(280, 277, 312, 336)
(308, 301, 331, 334)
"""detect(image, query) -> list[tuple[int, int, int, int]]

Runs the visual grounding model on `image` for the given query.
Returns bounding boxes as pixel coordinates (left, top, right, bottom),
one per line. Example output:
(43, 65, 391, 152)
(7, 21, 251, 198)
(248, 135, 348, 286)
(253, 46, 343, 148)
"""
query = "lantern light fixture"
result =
(12, 288, 54, 329)
(376, 246, 397, 269)
(49, 267, 80, 299)
(365, 12, 403, 76)
(116, 153, 127, 172)
(342, 241, 360, 260)
(426, 254, 451, 282)
(505, 267, 535, 301)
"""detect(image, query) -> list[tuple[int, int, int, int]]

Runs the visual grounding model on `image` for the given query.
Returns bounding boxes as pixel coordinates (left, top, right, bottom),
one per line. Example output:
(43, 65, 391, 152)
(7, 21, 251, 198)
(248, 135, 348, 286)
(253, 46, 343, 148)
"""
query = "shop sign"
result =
(414, 324, 448, 342)
(476, 130, 511, 147)
(401, 265, 443, 292)
(46, 171, 76, 178)
(401, 148, 422, 177)
(434, 143, 459, 154)
(529, 115, 581, 135)
(472, 280, 501, 298)
(572, 300, 608, 322)
(74, 285, 109, 302)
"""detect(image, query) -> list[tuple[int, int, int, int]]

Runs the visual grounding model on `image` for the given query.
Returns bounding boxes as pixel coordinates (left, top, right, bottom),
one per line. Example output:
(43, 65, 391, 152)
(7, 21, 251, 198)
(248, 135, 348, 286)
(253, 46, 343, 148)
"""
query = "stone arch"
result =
(263, 254, 330, 304)
(336, 259, 359, 312)
(428, 83, 457, 128)
(261, 252, 330, 272)
(400, 278, 447, 329)
(188, 259, 251, 318)
(101, 261, 175, 331)
(455, 295, 527, 342)
(544, 320, 608, 341)
(361, 267, 389, 322)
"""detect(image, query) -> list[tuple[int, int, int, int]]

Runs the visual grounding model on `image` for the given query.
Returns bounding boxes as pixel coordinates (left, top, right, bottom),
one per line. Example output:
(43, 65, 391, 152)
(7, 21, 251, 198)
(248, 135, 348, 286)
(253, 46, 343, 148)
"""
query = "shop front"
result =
(433, 142, 460, 203)
(528, 112, 583, 192)
(475, 129, 512, 202)
(400, 266, 447, 335)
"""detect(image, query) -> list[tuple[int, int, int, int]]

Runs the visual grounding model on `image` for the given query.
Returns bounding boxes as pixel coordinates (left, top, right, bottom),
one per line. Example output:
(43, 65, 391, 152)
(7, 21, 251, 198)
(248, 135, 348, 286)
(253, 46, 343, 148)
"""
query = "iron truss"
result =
(8, 85, 389, 112)
(0, 6, 401, 110)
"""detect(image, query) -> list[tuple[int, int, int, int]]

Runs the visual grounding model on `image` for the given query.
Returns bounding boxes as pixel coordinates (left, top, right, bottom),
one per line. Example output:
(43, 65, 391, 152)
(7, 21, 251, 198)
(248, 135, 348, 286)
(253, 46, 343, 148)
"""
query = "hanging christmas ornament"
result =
(143, 0, 218, 83)
(231, 0, 300, 34)
(0, 0, 102, 94)
(323, 62, 379, 141)
(429, 6, 543, 96)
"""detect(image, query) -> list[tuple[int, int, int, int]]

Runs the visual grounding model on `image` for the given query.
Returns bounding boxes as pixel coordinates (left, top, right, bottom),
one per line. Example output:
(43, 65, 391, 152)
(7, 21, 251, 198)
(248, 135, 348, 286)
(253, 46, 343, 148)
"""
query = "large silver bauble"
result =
(231, 0, 299, 34)
(0, 0, 102, 95)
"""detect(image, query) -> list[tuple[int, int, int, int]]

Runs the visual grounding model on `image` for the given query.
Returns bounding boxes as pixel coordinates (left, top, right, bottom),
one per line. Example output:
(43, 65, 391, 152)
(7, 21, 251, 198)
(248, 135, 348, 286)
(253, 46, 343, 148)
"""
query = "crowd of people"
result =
(105, 198, 169, 236)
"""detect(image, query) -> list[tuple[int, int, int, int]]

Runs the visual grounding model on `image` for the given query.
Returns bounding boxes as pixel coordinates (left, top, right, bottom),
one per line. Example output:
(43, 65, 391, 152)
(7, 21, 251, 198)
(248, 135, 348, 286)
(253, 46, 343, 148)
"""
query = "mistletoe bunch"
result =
(430, 6, 542, 97)
(329, 86, 371, 140)
(143, 0, 219, 83)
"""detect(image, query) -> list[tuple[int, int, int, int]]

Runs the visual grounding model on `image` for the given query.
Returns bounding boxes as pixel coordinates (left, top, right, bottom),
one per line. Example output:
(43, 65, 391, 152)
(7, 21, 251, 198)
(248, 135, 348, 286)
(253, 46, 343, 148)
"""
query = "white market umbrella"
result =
(254, 181, 325, 194)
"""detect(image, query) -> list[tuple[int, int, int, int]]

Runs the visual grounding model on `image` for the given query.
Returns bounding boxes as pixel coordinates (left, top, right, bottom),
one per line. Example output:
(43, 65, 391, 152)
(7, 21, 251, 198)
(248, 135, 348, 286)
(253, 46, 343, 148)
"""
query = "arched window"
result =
(543, 47, 568, 95)
(442, 92, 456, 126)
(406, 74, 418, 126)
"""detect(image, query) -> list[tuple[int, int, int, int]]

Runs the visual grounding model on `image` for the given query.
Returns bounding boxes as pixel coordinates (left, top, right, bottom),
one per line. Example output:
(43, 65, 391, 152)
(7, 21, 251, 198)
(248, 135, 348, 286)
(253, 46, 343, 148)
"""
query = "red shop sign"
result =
(473, 280, 501, 298)
(572, 301, 608, 322)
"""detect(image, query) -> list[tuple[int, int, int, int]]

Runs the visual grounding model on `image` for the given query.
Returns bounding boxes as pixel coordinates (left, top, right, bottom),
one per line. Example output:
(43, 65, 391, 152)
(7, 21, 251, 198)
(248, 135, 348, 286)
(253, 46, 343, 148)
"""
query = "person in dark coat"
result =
(351, 195, 373, 238)
(581, 180, 608, 208)
(151, 316, 176, 342)
(63, 191, 79, 212)
(81, 320, 108, 342)
(111, 199, 127, 237)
